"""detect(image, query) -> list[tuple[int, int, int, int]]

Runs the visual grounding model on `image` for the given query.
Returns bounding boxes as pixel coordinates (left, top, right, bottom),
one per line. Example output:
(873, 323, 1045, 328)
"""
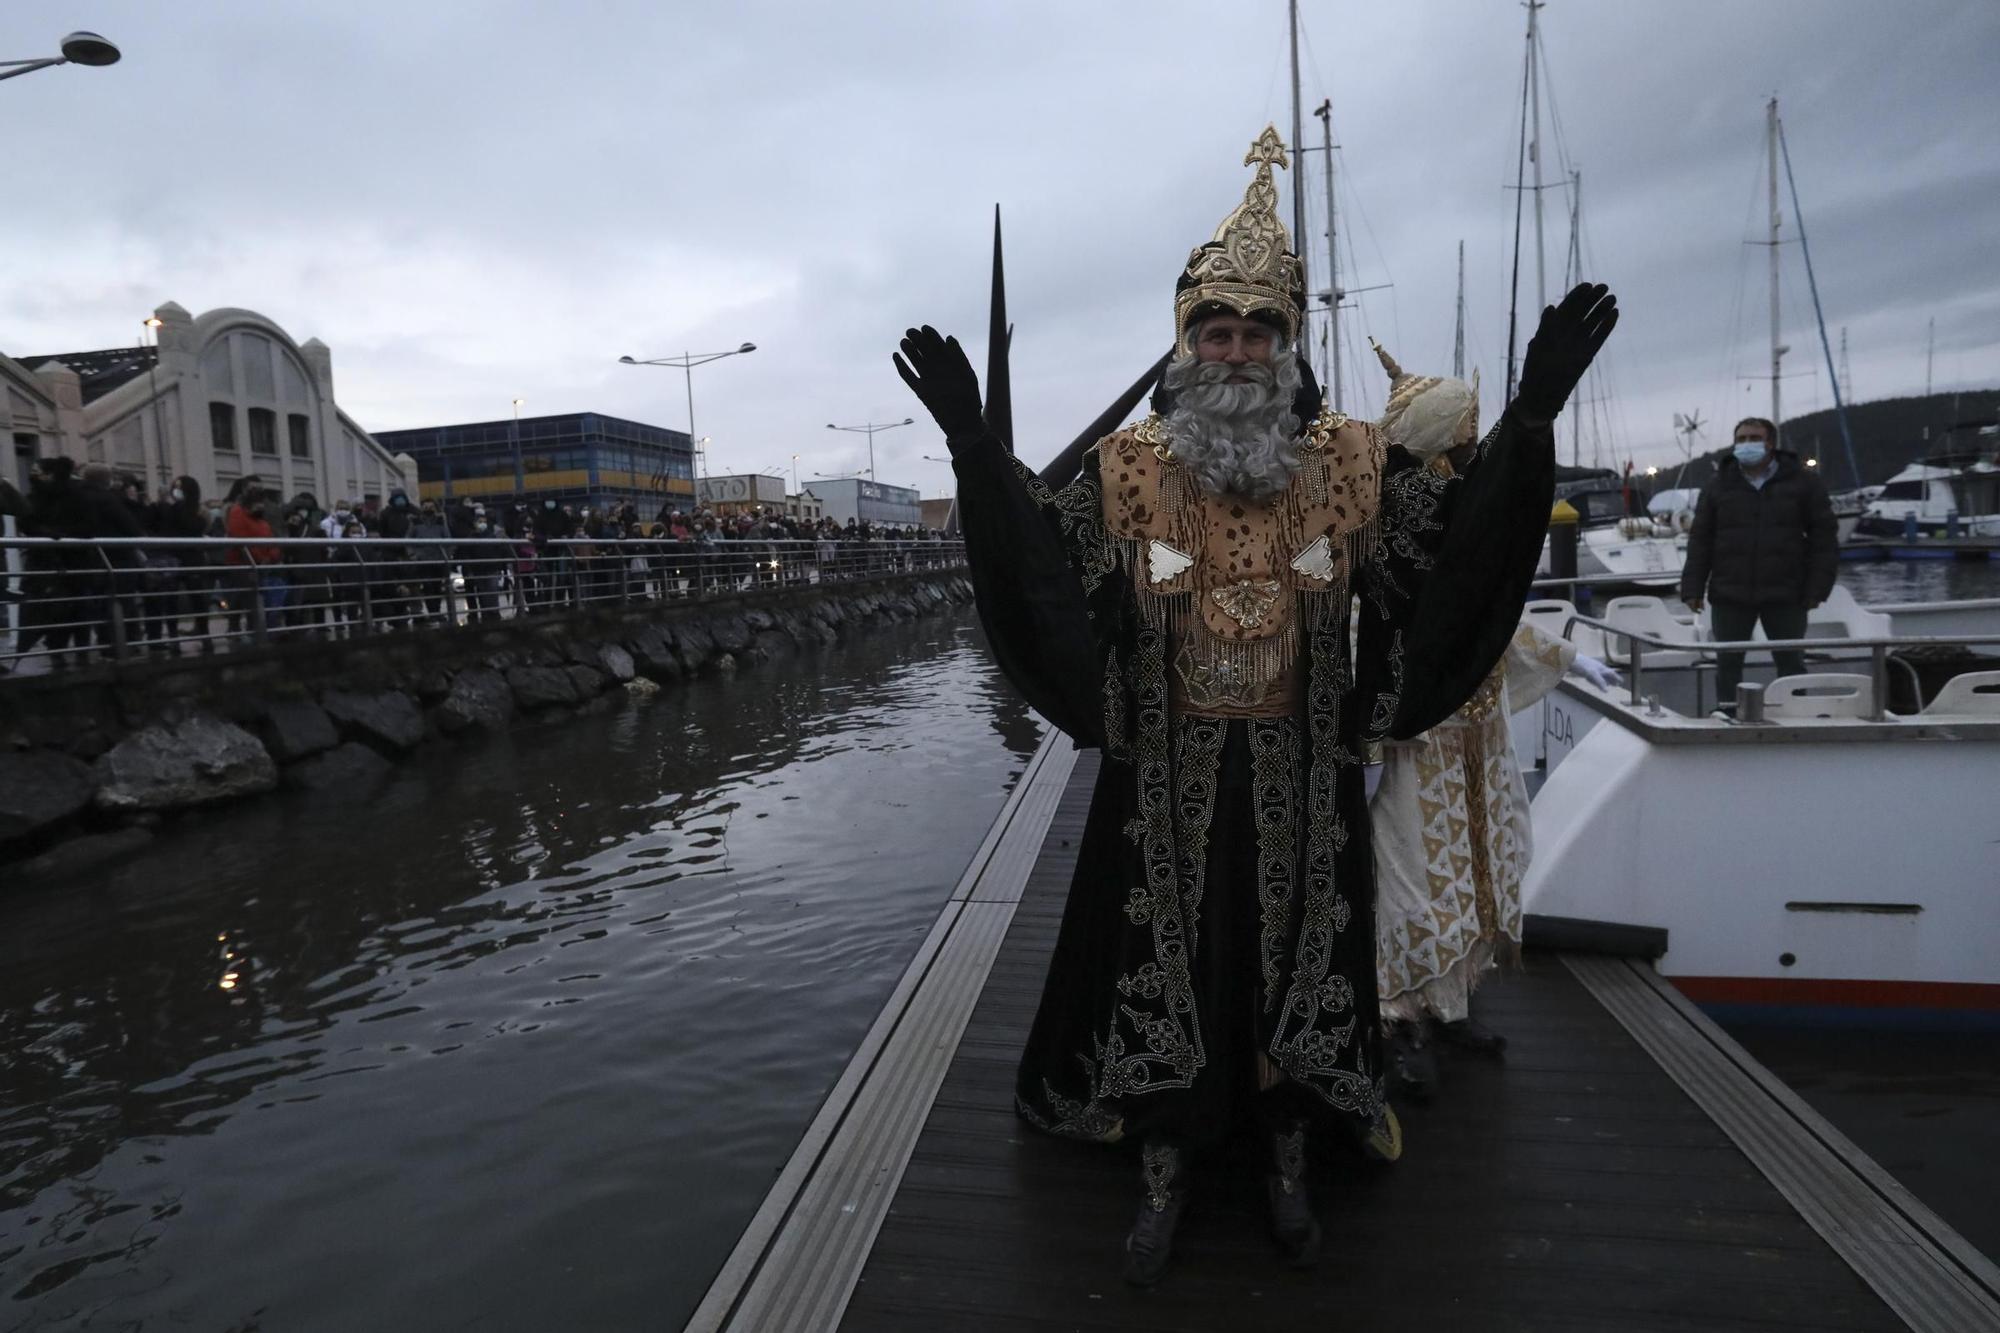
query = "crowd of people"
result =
(0, 462, 957, 668)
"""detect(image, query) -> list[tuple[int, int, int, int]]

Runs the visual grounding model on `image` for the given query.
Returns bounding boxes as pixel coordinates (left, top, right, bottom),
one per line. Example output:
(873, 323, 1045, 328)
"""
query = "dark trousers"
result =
(1712, 599, 1809, 704)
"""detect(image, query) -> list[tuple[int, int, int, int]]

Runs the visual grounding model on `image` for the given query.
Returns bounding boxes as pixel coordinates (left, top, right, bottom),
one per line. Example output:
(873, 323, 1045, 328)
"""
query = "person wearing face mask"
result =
(1679, 416, 1838, 710)
(149, 476, 207, 653)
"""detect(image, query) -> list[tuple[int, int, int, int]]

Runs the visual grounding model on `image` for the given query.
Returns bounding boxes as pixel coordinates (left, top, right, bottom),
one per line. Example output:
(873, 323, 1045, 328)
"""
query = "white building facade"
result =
(3, 302, 415, 503)
(809, 477, 923, 528)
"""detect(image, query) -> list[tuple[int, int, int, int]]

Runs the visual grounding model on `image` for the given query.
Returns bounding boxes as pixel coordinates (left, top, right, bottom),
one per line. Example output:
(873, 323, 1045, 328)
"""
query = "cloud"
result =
(3, 0, 1996, 482)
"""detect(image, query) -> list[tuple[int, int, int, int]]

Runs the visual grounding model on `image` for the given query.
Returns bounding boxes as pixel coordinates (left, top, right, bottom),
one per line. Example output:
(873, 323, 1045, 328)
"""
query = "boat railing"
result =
(1559, 613, 2000, 721)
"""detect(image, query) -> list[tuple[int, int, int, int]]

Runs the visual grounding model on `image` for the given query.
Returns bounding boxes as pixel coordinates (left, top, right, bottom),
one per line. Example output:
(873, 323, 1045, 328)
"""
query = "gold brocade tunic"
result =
(1097, 407, 1385, 718)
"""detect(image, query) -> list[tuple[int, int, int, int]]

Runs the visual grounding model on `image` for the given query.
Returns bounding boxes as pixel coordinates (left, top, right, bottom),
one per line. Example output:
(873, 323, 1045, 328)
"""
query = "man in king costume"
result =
(1363, 344, 1623, 1100)
(893, 126, 1618, 1286)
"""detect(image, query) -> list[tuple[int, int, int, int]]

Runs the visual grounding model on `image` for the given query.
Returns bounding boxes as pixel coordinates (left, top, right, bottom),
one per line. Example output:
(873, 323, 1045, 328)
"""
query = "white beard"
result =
(1161, 351, 1303, 502)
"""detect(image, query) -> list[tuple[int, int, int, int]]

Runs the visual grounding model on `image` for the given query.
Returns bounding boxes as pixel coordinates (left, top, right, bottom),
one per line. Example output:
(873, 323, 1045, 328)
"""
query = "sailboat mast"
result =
(1768, 95, 1783, 445)
(1316, 98, 1341, 413)
(1503, 5, 1535, 403)
(1289, 0, 1308, 304)
(1453, 240, 1466, 381)
(1528, 0, 1547, 312)
(1568, 168, 1582, 466)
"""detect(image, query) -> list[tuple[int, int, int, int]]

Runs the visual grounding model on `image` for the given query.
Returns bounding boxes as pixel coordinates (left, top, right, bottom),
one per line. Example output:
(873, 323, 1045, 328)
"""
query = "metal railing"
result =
(1559, 612, 2000, 721)
(0, 535, 965, 675)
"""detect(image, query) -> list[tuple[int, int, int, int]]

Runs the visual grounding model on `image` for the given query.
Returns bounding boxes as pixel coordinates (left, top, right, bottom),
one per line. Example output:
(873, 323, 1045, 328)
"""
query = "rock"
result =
(507, 665, 579, 710)
(0, 750, 97, 847)
(624, 676, 661, 696)
(257, 699, 338, 763)
(565, 664, 607, 698)
(284, 741, 394, 792)
(413, 668, 455, 703)
(92, 715, 278, 813)
(12, 827, 154, 883)
(597, 643, 636, 682)
(627, 626, 682, 680)
(742, 607, 776, 632)
(714, 652, 738, 673)
(752, 629, 794, 659)
(708, 615, 752, 655)
(435, 667, 515, 733)
(320, 689, 426, 754)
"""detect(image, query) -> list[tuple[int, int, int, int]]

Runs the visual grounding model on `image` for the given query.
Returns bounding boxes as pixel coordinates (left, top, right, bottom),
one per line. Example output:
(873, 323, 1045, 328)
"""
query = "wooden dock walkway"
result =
(689, 740, 2000, 1333)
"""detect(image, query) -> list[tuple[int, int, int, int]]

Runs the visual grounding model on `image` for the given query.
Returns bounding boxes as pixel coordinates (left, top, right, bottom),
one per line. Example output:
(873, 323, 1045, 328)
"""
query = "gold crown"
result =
(1174, 125, 1305, 353)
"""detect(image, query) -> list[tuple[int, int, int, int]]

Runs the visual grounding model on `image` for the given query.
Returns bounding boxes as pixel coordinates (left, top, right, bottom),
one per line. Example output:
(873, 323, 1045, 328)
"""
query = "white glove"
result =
(1570, 653, 1620, 690)
(1364, 762, 1385, 804)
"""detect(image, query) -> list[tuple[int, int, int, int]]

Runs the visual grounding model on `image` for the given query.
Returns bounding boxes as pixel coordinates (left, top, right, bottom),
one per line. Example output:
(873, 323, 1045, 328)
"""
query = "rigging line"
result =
(1716, 117, 1768, 437)
(1332, 142, 1401, 364)
(1778, 115, 1860, 487)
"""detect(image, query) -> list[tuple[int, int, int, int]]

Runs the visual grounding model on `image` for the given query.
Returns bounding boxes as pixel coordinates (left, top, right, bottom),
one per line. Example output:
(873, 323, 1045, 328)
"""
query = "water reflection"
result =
(0, 612, 1040, 1331)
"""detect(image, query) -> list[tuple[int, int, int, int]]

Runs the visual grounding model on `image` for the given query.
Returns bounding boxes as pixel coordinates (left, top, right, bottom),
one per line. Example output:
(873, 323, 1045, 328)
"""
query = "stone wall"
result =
(0, 573, 974, 881)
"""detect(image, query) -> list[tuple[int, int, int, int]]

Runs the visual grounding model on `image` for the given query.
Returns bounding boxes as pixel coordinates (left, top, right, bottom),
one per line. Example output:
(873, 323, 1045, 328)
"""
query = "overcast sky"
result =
(5, 0, 1996, 488)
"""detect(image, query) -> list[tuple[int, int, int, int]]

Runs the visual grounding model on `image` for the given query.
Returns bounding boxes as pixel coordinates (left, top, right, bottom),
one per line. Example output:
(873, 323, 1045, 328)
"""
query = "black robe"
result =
(949, 404, 1554, 1144)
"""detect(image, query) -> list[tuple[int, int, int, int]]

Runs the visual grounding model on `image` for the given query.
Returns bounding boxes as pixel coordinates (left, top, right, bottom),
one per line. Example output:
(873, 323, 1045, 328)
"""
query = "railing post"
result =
(355, 546, 375, 634)
(1869, 643, 1888, 721)
(1628, 632, 1642, 708)
(100, 548, 130, 662)
(245, 546, 269, 645)
(443, 560, 460, 627)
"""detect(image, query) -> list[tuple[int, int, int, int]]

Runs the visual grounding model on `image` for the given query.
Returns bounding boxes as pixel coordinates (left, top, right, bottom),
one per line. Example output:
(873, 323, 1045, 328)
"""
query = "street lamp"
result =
(619, 343, 756, 491)
(1, 31, 121, 83)
(826, 417, 913, 483)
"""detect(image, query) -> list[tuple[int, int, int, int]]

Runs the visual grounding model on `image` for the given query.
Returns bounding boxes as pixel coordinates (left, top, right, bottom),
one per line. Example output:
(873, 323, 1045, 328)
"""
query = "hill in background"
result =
(1647, 387, 2000, 492)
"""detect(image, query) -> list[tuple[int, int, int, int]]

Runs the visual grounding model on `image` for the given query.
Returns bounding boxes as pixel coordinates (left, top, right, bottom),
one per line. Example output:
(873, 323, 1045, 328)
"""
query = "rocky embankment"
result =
(0, 575, 973, 881)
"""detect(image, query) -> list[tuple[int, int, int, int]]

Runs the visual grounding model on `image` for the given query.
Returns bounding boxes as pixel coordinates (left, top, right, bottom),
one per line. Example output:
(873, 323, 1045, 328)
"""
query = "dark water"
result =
(0, 612, 1041, 1332)
(1839, 556, 2000, 603)
(1725, 1027, 2000, 1264)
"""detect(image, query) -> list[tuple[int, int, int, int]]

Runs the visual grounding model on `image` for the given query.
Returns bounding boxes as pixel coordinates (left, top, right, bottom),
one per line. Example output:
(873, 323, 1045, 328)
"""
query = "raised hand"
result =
(893, 326, 985, 443)
(1516, 283, 1619, 424)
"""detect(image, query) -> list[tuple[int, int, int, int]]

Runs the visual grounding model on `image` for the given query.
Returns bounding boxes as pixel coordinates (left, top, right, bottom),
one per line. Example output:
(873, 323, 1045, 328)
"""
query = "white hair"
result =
(1160, 338, 1303, 502)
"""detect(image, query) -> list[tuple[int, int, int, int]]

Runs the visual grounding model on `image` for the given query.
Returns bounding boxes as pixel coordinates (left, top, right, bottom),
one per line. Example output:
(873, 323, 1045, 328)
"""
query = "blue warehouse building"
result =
(373, 411, 696, 515)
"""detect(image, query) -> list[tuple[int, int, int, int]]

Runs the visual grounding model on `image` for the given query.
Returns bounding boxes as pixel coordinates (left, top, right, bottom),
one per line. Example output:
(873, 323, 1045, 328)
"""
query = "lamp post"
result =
(826, 417, 913, 483)
(618, 343, 756, 496)
(1, 31, 120, 83)
(510, 397, 525, 499)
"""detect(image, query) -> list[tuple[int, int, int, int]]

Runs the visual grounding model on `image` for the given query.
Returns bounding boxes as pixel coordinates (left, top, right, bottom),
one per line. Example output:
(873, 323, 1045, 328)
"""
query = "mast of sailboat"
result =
(1453, 240, 1466, 380)
(1529, 0, 1547, 313)
(1289, 0, 1309, 305)
(1315, 98, 1341, 413)
(1767, 95, 1785, 445)
(1502, 2, 1542, 403)
(1566, 167, 1583, 466)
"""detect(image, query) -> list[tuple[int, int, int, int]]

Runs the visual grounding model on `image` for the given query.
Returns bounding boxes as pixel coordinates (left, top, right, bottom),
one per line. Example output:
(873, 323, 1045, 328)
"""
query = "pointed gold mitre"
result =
(1174, 125, 1306, 353)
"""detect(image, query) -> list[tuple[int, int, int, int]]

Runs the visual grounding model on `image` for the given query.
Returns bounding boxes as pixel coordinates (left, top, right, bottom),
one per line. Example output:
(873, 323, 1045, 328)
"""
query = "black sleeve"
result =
(951, 431, 1117, 749)
(1357, 406, 1558, 741)
(1803, 476, 1838, 605)
(1680, 485, 1716, 604)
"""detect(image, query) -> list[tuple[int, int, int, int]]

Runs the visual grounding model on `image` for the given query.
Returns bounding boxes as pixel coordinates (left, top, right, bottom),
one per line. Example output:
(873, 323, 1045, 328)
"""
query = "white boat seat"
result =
(1603, 595, 1700, 667)
(1762, 673, 1875, 720)
(1805, 584, 1893, 641)
(1522, 598, 1576, 642)
(1922, 670, 2000, 717)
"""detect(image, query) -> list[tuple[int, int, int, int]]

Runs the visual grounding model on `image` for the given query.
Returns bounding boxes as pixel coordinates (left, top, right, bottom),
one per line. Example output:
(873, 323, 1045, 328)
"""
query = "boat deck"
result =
(689, 742, 1999, 1333)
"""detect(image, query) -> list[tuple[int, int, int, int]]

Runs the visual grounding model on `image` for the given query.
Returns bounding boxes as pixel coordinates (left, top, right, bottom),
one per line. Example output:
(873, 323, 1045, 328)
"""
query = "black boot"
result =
(1437, 1014, 1508, 1055)
(1123, 1139, 1188, 1288)
(1265, 1122, 1322, 1267)
(1388, 1020, 1438, 1103)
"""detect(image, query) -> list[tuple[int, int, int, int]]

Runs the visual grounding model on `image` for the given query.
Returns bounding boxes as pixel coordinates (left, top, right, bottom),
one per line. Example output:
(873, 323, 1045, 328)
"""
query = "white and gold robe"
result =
(1372, 621, 1573, 1024)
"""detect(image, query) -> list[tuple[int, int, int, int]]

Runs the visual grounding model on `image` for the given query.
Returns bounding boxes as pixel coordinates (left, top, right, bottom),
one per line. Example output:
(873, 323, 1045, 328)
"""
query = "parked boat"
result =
(1855, 421, 2000, 539)
(1514, 589, 2000, 1025)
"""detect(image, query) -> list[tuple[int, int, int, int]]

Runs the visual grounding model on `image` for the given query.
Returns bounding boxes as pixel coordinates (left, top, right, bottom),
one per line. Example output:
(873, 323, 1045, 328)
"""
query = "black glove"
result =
(1515, 282, 1619, 424)
(893, 326, 985, 444)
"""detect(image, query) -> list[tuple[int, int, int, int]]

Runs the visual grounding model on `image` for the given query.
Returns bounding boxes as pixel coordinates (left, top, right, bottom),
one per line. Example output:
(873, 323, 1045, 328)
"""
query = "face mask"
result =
(169, 488, 183, 502)
(1733, 441, 1769, 468)
(475, 523, 490, 533)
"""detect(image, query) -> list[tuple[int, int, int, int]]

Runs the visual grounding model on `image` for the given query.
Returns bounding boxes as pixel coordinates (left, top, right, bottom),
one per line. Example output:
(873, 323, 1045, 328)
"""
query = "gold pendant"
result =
(1211, 578, 1282, 630)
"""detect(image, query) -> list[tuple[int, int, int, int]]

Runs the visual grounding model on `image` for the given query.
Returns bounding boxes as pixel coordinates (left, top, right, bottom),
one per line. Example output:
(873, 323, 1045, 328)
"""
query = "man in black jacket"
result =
(1679, 416, 1838, 706)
